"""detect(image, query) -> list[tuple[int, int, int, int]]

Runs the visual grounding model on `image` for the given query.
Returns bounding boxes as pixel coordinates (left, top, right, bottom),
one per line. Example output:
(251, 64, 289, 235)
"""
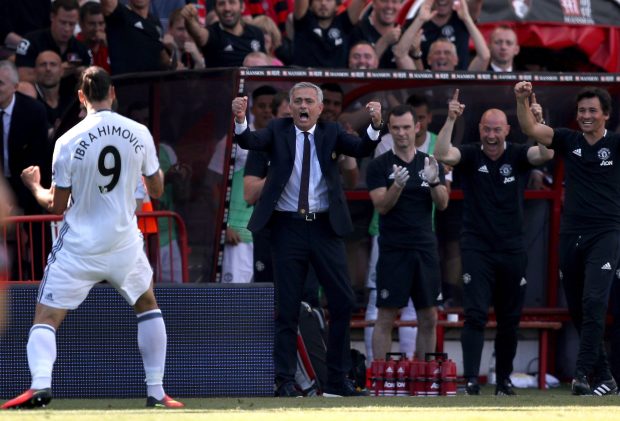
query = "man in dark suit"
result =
(0, 60, 51, 280)
(232, 82, 383, 397)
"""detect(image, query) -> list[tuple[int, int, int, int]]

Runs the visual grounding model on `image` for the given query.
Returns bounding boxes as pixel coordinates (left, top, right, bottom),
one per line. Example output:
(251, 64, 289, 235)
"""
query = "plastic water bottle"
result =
(488, 352, 496, 385)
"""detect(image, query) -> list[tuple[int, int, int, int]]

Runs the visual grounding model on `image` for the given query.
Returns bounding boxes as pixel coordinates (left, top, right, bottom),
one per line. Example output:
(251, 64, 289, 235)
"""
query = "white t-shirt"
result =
(52, 110, 160, 255)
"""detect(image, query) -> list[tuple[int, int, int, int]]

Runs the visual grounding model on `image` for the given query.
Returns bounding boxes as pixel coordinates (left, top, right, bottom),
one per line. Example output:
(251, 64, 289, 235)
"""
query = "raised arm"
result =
(525, 92, 555, 165)
(293, 0, 309, 20)
(181, 4, 209, 47)
(434, 89, 464, 166)
(515, 81, 554, 146)
(393, 0, 435, 70)
(347, 0, 367, 25)
(456, 0, 490, 71)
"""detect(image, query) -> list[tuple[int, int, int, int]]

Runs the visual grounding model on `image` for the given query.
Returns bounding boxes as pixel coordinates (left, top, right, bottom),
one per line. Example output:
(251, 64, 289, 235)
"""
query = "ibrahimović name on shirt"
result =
(74, 125, 145, 160)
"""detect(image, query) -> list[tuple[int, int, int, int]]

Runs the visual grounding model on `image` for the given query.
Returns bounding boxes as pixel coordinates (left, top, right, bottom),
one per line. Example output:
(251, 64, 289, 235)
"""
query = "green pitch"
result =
(2, 387, 619, 421)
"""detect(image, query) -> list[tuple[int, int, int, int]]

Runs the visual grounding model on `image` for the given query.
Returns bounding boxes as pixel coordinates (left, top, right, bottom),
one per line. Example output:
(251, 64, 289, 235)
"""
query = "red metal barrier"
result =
(1, 211, 189, 283)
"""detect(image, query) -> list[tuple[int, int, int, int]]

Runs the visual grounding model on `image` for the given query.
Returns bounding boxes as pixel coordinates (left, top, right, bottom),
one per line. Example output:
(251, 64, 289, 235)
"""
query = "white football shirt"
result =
(52, 110, 160, 255)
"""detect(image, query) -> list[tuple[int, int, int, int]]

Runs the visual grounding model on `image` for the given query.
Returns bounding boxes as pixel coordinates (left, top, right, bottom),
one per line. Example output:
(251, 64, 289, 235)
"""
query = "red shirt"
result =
(76, 32, 111, 73)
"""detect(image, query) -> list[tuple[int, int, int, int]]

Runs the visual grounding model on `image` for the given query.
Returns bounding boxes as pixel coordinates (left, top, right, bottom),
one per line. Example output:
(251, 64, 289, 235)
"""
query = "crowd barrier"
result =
(0, 283, 275, 398)
(0, 211, 190, 283)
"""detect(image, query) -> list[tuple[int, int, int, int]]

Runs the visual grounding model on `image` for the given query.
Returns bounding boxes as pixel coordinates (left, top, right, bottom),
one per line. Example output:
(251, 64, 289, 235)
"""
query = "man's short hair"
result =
(576, 86, 612, 115)
(289, 82, 323, 104)
(53, 0, 80, 14)
(80, 1, 103, 22)
(406, 93, 430, 111)
(252, 85, 278, 101)
(320, 83, 344, 98)
(388, 104, 416, 123)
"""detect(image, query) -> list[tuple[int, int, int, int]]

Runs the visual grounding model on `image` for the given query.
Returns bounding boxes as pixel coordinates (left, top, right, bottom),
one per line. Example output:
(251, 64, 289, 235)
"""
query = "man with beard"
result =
(77, 2, 111, 73)
(435, 88, 552, 395)
(516, 81, 619, 396)
(182, 0, 265, 68)
(292, 0, 365, 68)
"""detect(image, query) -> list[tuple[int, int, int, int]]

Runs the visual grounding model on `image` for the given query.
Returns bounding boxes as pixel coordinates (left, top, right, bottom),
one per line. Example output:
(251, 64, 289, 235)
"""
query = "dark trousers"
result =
(560, 231, 620, 379)
(252, 228, 274, 283)
(270, 212, 355, 386)
(460, 249, 527, 382)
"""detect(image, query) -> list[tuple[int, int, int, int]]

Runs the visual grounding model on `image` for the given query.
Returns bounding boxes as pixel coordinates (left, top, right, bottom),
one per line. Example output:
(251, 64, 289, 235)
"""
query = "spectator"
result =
(33, 51, 74, 140)
(366, 104, 448, 362)
(0, 1, 52, 54)
(488, 25, 520, 72)
(350, 0, 405, 69)
(232, 82, 382, 397)
(164, 7, 205, 70)
(292, 0, 365, 68)
(77, 2, 111, 73)
(250, 15, 284, 66)
(435, 88, 552, 395)
(182, 0, 265, 68)
(394, 0, 489, 71)
(1, 66, 183, 410)
(0, 60, 50, 280)
(348, 41, 380, 70)
(419, 0, 483, 70)
(242, 51, 272, 66)
(516, 82, 620, 396)
(101, 0, 171, 75)
(243, 0, 292, 35)
(15, 0, 92, 83)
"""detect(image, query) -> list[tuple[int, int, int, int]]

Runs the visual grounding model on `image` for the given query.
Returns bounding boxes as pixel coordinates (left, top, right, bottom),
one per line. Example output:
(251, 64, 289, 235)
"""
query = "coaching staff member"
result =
(232, 82, 382, 397)
(516, 81, 619, 396)
(435, 89, 552, 396)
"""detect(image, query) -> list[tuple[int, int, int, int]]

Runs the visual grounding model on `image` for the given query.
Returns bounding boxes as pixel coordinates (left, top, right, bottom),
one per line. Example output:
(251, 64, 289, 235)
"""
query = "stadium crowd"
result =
(0, 0, 619, 403)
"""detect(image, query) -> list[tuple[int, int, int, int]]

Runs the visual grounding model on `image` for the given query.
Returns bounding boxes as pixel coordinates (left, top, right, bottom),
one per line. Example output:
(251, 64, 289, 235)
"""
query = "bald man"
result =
(34, 50, 73, 135)
(434, 90, 552, 396)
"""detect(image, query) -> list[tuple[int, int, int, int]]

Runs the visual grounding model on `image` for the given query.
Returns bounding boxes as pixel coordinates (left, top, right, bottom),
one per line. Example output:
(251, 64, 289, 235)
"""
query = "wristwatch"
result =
(412, 51, 423, 60)
(371, 119, 384, 131)
(428, 180, 441, 188)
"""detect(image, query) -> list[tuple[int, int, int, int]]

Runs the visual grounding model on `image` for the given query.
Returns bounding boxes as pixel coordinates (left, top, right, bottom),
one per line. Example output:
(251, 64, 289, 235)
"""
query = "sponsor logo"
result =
(223, 44, 234, 52)
(250, 40, 261, 52)
(572, 148, 582, 157)
(601, 160, 613, 167)
(601, 262, 612, 270)
(223, 272, 234, 282)
(134, 21, 144, 30)
(44, 292, 54, 302)
(616, 269, 620, 279)
(478, 165, 489, 173)
(380, 289, 390, 299)
(598, 148, 611, 160)
(16, 39, 30, 56)
(503, 176, 515, 184)
(511, 0, 532, 19)
(499, 164, 513, 177)
(255, 260, 265, 272)
(559, 270, 563, 280)
(520, 277, 527, 286)
(436, 293, 443, 301)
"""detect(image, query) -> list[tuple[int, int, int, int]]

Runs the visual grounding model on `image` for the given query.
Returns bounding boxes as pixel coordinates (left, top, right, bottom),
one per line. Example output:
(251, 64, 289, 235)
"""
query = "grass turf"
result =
(2, 386, 620, 420)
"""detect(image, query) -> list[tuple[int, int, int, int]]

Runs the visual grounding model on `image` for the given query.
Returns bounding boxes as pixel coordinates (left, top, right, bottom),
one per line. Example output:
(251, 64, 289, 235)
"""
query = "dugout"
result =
(2, 68, 620, 396)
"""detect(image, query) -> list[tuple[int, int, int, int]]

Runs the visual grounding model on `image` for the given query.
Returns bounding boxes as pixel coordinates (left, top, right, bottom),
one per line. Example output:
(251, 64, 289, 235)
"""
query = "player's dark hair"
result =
(80, 1, 102, 22)
(79, 66, 112, 103)
(576, 86, 612, 115)
(53, 0, 80, 14)
(388, 104, 416, 123)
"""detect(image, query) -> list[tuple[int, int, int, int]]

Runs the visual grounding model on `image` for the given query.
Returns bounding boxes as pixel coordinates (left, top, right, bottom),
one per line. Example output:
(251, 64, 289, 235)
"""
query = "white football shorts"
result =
(38, 239, 153, 309)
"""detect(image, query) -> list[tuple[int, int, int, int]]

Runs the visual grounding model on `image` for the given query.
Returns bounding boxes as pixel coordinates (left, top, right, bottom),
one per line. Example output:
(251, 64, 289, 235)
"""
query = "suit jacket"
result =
(235, 118, 378, 236)
(6, 92, 50, 215)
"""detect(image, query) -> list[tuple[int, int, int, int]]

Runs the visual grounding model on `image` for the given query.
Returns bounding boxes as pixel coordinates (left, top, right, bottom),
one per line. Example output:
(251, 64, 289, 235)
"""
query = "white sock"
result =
(137, 309, 167, 400)
(27, 324, 56, 390)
